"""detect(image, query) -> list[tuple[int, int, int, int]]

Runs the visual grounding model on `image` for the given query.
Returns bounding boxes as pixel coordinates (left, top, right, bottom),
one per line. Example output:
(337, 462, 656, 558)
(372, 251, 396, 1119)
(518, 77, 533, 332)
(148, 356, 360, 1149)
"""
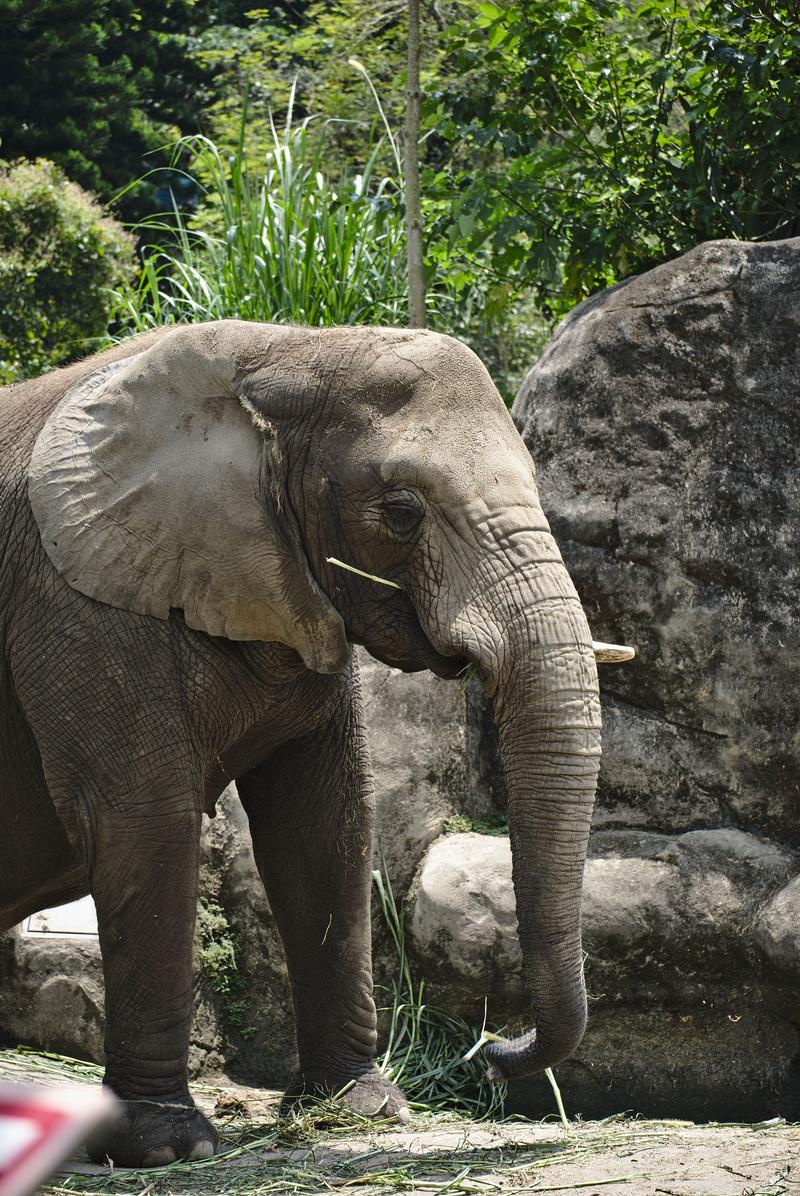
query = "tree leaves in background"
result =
(0, 0, 216, 221)
(0, 159, 135, 382)
(429, 0, 800, 315)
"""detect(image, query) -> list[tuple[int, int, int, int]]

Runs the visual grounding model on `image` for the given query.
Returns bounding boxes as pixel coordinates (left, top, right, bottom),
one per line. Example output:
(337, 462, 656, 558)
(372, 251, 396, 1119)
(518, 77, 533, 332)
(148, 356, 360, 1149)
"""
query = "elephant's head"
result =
(29, 320, 613, 1080)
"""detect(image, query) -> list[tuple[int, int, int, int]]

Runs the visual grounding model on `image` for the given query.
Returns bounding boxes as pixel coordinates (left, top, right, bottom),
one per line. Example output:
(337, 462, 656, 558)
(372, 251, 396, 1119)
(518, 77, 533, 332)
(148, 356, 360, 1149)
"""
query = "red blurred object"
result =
(0, 1083, 115, 1196)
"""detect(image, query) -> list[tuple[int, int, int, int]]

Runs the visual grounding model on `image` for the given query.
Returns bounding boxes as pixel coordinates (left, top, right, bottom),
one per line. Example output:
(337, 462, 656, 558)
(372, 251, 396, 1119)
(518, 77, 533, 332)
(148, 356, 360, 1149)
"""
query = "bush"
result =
(0, 159, 135, 384)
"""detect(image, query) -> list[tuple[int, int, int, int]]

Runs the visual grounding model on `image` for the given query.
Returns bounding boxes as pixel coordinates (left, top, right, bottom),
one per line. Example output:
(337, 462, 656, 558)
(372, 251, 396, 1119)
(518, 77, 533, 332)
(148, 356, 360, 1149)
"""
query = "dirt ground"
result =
(1, 1049, 797, 1196)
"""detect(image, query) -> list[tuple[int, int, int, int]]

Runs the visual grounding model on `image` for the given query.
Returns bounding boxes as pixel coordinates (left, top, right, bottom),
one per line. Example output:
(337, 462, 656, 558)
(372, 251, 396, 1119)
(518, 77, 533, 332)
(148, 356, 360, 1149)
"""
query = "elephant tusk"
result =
(592, 640, 636, 663)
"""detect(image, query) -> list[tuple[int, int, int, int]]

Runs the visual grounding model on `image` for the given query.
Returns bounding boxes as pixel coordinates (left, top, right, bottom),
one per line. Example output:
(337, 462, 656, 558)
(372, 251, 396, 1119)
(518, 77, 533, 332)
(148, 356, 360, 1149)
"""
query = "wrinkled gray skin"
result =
(0, 322, 601, 1166)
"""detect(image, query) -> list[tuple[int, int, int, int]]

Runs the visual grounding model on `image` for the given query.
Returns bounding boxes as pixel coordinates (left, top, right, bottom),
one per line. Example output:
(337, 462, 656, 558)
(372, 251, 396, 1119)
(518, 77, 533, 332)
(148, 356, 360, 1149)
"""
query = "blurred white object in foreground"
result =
(0, 1083, 115, 1196)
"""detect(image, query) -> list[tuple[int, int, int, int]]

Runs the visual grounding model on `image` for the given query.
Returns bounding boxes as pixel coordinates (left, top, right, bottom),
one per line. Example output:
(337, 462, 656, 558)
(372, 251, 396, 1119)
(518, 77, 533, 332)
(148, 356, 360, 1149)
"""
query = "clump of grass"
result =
(113, 85, 409, 332)
(442, 813, 509, 836)
(375, 865, 572, 1130)
(373, 867, 507, 1119)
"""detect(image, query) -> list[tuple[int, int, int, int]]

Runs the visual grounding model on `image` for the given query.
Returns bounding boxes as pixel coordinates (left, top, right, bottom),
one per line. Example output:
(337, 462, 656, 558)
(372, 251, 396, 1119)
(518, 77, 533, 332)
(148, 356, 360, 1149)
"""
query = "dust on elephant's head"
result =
(28, 320, 533, 681)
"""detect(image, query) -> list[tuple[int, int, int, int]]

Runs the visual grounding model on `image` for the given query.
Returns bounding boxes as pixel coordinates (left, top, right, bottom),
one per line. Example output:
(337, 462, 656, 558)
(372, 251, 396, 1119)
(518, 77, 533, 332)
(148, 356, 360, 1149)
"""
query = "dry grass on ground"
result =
(1, 1048, 796, 1196)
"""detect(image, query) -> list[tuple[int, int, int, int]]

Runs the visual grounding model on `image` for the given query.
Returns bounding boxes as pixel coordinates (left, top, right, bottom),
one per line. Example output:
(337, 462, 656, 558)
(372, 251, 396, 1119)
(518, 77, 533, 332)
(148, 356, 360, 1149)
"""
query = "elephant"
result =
(0, 320, 618, 1166)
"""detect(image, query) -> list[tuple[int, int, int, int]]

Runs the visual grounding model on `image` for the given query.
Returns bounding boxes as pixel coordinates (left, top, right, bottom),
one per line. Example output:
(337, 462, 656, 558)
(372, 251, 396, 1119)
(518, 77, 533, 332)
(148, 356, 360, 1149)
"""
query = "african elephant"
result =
(0, 321, 610, 1166)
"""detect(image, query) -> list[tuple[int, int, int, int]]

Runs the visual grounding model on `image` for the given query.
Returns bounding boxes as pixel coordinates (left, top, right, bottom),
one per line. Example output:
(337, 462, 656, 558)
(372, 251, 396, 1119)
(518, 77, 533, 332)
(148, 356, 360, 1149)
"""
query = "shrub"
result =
(0, 159, 135, 384)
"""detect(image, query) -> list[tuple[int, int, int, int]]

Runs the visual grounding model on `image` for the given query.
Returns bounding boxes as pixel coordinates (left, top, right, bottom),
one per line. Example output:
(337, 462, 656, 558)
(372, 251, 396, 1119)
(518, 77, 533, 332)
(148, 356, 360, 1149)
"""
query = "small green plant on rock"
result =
(196, 899, 254, 1038)
(442, 813, 509, 836)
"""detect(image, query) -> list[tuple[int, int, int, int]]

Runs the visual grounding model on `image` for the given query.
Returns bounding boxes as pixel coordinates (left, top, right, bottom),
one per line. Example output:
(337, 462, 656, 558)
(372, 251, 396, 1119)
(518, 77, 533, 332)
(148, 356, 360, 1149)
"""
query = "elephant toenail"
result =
(187, 1139, 216, 1160)
(141, 1146, 178, 1167)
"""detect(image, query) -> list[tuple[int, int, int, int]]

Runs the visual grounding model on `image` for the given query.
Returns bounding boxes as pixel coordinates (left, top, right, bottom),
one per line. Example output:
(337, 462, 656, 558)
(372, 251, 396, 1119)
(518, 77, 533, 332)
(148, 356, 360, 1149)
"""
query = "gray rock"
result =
(755, 877, 800, 979)
(360, 650, 465, 891)
(408, 827, 797, 1071)
(0, 934, 105, 1062)
(513, 238, 800, 844)
(408, 825, 800, 1118)
(409, 833, 521, 999)
(500, 239, 800, 1115)
(514, 1006, 799, 1122)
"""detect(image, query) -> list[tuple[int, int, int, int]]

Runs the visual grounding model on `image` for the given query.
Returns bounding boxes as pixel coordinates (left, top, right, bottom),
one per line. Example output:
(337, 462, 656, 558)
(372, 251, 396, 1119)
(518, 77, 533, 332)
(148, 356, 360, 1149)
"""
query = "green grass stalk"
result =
(326, 557, 401, 589)
(373, 865, 507, 1118)
(113, 84, 409, 332)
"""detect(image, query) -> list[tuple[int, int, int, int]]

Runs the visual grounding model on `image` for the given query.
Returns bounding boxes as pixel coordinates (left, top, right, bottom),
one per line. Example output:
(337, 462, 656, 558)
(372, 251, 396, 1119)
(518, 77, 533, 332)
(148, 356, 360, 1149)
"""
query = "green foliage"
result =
(114, 96, 409, 328)
(197, 898, 255, 1036)
(197, 900, 239, 995)
(0, 0, 214, 220)
(431, 0, 800, 313)
(196, 0, 449, 174)
(442, 813, 509, 836)
(0, 159, 135, 385)
(373, 868, 507, 1117)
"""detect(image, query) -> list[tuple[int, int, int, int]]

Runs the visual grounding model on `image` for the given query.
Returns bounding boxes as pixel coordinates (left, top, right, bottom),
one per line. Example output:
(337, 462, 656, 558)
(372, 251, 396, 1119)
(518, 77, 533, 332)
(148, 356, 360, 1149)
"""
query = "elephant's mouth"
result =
(350, 599, 469, 679)
(367, 640, 469, 679)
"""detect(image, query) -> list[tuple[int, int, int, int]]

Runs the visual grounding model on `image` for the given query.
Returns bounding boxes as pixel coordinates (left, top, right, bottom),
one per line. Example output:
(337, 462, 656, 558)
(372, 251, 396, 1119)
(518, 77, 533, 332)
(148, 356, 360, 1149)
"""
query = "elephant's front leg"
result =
(237, 679, 410, 1122)
(88, 803, 218, 1166)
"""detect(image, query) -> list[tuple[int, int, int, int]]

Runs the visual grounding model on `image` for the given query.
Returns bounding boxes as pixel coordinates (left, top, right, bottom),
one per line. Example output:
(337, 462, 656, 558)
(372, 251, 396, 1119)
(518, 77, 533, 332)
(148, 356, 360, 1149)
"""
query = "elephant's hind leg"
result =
(238, 669, 410, 1122)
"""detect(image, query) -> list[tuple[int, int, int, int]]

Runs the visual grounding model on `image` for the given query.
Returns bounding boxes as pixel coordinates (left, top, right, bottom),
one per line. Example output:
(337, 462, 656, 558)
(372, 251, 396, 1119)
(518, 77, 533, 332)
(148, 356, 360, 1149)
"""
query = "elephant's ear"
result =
(28, 323, 349, 673)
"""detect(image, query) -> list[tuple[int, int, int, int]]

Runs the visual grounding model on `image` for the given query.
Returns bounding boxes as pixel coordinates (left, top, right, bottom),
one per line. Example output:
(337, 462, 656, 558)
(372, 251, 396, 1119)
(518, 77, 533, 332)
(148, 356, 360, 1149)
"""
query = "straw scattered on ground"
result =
(1, 1047, 796, 1196)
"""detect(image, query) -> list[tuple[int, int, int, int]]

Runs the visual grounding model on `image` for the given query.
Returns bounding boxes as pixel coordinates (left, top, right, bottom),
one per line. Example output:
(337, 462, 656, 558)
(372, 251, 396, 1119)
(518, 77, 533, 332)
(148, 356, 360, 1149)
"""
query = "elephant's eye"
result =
(382, 490, 425, 536)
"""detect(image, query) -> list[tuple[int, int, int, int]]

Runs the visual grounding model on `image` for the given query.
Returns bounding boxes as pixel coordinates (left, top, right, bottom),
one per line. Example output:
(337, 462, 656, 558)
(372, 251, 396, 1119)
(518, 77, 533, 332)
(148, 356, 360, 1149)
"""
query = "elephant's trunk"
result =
(424, 527, 602, 1079)
(485, 601, 601, 1079)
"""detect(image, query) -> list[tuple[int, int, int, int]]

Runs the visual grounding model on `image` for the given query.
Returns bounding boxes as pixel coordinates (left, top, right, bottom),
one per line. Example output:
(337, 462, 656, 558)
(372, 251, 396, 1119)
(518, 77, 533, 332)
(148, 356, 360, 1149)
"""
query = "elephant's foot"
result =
(281, 1066, 411, 1123)
(86, 1096, 219, 1168)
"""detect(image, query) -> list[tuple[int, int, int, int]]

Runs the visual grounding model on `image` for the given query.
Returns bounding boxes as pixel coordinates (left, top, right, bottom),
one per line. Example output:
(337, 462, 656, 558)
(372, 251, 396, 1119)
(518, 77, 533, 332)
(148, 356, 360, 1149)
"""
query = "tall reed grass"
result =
(373, 867, 507, 1118)
(114, 90, 408, 330)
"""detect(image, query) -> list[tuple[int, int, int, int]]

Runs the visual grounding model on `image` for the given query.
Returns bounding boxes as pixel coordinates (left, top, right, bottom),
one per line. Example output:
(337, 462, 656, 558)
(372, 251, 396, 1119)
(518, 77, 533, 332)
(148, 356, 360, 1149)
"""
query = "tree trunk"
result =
(405, 0, 426, 328)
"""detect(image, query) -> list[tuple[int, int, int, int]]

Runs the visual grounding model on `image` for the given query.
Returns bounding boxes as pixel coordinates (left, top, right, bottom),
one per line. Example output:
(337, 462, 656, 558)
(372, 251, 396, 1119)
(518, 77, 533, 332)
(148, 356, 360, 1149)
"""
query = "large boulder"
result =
(514, 238, 800, 844)
(410, 829, 797, 1001)
(408, 827, 799, 1118)
(500, 237, 800, 1117)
